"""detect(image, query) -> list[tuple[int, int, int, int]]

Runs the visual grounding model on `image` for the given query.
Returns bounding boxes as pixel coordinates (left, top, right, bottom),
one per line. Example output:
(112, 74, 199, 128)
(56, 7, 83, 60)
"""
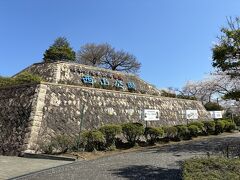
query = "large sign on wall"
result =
(186, 110, 199, 120)
(143, 109, 160, 121)
(209, 111, 223, 119)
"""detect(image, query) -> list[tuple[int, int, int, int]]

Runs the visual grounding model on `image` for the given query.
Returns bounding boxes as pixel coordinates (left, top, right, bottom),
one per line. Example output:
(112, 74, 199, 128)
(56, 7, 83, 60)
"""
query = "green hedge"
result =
(144, 127, 164, 144)
(175, 125, 190, 140)
(163, 126, 178, 141)
(122, 122, 144, 146)
(188, 122, 204, 135)
(81, 130, 105, 151)
(202, 121, 215, 135)
(0, 72, 42, 87)
(99, 124, 122, 150)
(215, 120, 225, 134)
(188, 125, 199, 137)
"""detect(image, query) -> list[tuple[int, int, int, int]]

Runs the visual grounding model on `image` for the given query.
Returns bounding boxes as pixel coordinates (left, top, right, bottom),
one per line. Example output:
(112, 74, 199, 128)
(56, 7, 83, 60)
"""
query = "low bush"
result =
(39, 140, 54, 154)
(122, 122, 144, 146)
(188, 125, 199, 137)
(144, 127, 164, 144)
(51, 134, 73, 153)
(182, 157, 240, 180)
(99, 124, 122, 150)
(202, 121, 215, 135)
(222, 120, 236, 132)
(215, 120, 225, 134)
(175, 125, 190, 140)
(163, 126, 178, 141)
(38, 134, 73, 154)
(82, 130, 105, 151)
(233, 116, 240, 126)
(0, 72, 42, 87)
(188, 122, 204, 134)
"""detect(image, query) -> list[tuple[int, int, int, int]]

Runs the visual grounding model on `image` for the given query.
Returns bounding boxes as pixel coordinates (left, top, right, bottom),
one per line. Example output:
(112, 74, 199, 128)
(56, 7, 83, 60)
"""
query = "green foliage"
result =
(222, 119, 236, 132)
(0, 72, 42, 87)
(39, 140, 54, 154)
(82, 130, 105, 151)
(162, 126, 178, 140)
(188, 121, 204, 134)
(175, 125, 190, 140)
(121, 122, 144, 145)
(14, 72, 42, 83)
(0, 76, 14, 87)
(233, 116, 240, 126)
(202, 121, 215, 135)
(99, 124, 122, 149)
(188, 125, 199, 137)
(144, 127, 164, 144)
(212, 17, 240, 78)
(204, 102, 223, 111)
(38, 134, 73, 154)
(43, 37, 76, 62)
(183, 157, 240, 180)
(176, 94, 197, 100)
(223, 90, 240, 101)
(215, 120, 226, 134)
(51, 134, 73, 153)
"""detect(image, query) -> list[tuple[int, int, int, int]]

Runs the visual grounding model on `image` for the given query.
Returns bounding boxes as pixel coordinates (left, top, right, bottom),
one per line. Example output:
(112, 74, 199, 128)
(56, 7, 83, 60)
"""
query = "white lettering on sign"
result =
(144, 109, 160, 121)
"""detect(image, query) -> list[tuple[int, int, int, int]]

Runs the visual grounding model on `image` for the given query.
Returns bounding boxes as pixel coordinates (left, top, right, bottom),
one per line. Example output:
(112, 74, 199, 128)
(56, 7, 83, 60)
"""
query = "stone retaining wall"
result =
(0, 82, 211, 155)
(0, 84, 38, 155)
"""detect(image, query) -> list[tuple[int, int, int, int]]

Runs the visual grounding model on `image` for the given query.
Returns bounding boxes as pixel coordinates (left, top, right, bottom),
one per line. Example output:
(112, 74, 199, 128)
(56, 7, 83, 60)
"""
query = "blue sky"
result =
(0, 0, 239, 89)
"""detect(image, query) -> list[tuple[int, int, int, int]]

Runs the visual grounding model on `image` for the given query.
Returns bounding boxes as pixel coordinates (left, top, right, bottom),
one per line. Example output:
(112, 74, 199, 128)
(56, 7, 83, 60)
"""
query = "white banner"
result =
(144, 109, 160, 121)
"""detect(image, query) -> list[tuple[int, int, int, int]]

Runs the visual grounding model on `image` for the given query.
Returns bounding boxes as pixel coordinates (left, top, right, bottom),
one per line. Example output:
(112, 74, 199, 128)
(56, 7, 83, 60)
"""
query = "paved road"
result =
(0, 156, 71, 180)
(14, 133, 240, 180)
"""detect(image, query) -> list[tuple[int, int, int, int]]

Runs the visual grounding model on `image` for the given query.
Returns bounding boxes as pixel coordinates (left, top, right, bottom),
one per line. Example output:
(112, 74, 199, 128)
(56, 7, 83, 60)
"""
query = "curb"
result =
(23, 153, 76, 161)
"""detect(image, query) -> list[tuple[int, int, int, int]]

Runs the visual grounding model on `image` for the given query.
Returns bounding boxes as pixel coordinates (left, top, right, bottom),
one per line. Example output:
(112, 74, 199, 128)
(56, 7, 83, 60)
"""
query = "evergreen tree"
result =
(43, 37, 76, 62)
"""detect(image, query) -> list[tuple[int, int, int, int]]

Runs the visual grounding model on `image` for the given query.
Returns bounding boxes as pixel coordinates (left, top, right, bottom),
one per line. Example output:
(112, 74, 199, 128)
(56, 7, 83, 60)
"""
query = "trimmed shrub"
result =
(188, 125, 199, 137)
(163, 126, 178, 141)
(39, 140, 54, 154)
(38, 134, 73, 154)
(188, 122, 204, 134)
(215, 120, 225, 134)
(233, 116, 240, 127)
(82, 130, 105, 151)
(222, 120, 236, 132)
(144, 127, 164, 144)
(99, 124, 122, 150)
(204, 102, 223, 111)
(202, 121, 215, 135)
(121, 122, 144, 146)
(175, 125, 190, 140)
(51, 134, 73, 153)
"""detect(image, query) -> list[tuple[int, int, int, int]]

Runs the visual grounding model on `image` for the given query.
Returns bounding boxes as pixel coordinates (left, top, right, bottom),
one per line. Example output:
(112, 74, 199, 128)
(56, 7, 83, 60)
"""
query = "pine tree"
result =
(43, 37, 76, 62)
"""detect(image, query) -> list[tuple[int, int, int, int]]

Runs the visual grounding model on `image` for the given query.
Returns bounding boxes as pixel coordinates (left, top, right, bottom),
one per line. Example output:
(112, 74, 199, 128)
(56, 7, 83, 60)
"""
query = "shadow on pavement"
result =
(110, 165, 182, 180)
(143, 136, 240, 155)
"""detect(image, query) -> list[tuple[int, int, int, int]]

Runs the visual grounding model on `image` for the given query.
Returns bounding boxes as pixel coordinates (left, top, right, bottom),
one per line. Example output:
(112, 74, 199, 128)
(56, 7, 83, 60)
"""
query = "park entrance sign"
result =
(144, 109, 160, 121)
